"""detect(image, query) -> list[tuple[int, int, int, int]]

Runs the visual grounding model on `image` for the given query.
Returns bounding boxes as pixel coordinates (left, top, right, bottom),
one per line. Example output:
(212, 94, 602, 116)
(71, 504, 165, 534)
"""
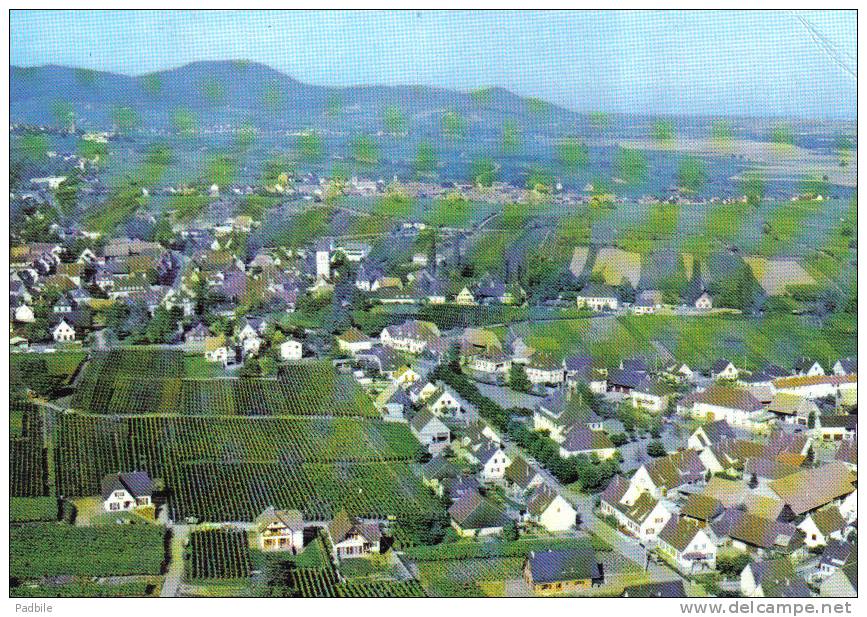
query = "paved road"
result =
(160, 524, 190, 598)
(498, 435, 683, 584)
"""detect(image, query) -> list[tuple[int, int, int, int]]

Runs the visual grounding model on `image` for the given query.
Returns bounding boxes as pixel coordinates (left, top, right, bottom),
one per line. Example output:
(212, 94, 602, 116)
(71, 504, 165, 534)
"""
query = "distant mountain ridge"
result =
(10, 60, 556, 130)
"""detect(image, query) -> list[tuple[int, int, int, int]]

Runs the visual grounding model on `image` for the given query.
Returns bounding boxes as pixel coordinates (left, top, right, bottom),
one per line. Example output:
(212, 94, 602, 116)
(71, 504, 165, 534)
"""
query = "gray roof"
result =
(101, 471, 153, 500)
(525, 547, 601, 585)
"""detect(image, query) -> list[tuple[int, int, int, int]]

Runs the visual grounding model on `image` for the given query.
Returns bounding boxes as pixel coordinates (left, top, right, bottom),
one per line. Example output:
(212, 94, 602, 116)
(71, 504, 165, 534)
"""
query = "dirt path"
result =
(160, 524, 190, 598)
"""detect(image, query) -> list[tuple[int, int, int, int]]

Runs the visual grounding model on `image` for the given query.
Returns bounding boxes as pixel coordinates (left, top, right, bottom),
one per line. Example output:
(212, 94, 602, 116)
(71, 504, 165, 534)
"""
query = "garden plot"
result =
(743, 256, 816, 296)
(591, 247, 642, 287)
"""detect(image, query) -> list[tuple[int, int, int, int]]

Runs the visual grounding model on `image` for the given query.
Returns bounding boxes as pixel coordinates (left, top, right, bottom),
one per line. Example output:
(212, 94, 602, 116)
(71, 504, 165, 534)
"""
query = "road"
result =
(498, 436, 684, 585)
(160, 524, 190, 598)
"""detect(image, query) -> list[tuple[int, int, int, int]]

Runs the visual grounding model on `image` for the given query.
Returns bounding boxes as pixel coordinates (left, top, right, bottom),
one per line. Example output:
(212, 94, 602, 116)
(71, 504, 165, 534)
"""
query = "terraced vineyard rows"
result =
(171, 460, 440, 526)
(187, 529, 252, 580)
(10, 403, 48, 497)
(54, 413, 422, 496)
(52, 412, 439, 539)
(73, 352, 376, 417)
(289, 568, 426, 597)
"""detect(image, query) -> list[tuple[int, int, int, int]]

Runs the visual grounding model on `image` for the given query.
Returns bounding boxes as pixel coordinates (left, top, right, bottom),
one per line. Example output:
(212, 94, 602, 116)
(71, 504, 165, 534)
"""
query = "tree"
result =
(741, 170, 766, 206)
(716, 552, 751, 578)
(470, 158, 497, 187)
(646, 440, 666, 458)
(414, 141, 437, 175)
(503, 520, 520, 541)
(509, 363, 531, 392)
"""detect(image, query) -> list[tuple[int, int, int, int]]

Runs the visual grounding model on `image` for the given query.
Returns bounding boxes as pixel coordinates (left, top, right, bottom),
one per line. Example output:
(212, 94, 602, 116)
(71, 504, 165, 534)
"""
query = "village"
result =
(9, 219, 857, 598)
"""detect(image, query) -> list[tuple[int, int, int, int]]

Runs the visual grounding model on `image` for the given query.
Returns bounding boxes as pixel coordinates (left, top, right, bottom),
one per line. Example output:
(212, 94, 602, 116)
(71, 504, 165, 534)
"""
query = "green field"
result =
(502, 313, 855, 369)
(11, 524, 166, 577)
(73, 351, 377, 417)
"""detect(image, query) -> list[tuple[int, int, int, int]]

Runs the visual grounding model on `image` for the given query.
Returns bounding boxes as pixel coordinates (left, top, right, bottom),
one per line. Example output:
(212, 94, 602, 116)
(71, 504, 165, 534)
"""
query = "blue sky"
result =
(11, 10, 856, 118)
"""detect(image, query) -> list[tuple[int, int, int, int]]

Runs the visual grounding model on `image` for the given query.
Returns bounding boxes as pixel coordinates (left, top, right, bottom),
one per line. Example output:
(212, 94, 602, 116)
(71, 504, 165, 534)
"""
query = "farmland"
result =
(10, 402, 48, 497)
(187, 529, 253, 580)
(52, 411, 440, 540)
(10, 524, 166, 577)
(502, 313, 856, 369)
(72, 351, 377, 417)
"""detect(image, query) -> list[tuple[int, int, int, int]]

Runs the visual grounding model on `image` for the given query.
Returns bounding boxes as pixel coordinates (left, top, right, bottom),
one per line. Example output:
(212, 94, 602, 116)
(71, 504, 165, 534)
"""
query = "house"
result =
(534, 388, 601, 442)
(443, 474, 482, 504)
(254, 507, 304, 553)
(505, 456, 545, 498)
(687, 420, 737, 450)
(525, 485, 577, 532)
(12, 301, 35, 323)
(53, 294, 74, 314)
(699, 439, 766, 475)
(279, 339, 303, 361)
(600, 477, 673, 541)
(820, 561, 857, 598)
(688, 384, 766, 428)
(711, 359, 739, 381)
(656, 517, 717, 574)
(420, 455, 460, 497)
(771, 374, 857, 402)
(769, 462, 856, 517)
(448, 489, 509, 537)
(632, 289, 663, 314)
(622, 581, 686, 598)
(606, 368, 645, 394)
(797, 506, 846, 548)
(767, 392, 818, 426)
(375, 384, 411, 421)
(468, 348, 512, 377)
(237, 317, 265, 342)
(838, 489, 857, 524)
(575, 283, 619, 312)
(426, 384, 477, 423)
(409, 408, 451, 454)
(204, 335, 230, 366)
(52, 319, 76, 342)
(184, 322, 210, 348)
(667, 363, 695, 383)
(630, 379, 670, 413)
(100, 471, 153, 512)
(242, 333, 262, 358)
(832, 357, 857, 376)
(794, 357, 825, 377)
(680, 493, 725, 527)
(455, 286, 476, 306)
(815, 540, 855, 582)
(392, 365, 420, 386)
(336, 328, 374, 355)
(711, 508, 798, 555)
(692, 291, 713, 310)
(815, 414, 857, 442)
(476, 441, 511, 483)
(628, 450, 706, 499)
(525, 352, 566, 385)
(835, 439, 857, 472)
(523, 547, 602, 594)
(741, 558, 809, 597)
(327, 510, 381, 560)
(559, 425, 615, 459)
(380, 320, 440, 354)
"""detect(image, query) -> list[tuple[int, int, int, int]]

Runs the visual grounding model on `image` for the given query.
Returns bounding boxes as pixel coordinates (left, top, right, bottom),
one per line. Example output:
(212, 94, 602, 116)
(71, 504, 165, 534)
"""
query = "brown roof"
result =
(810, 506, 846, 536)
(695, 385, 764, 412)
(773, 374, 857, 389)
(681, 494, 724, 522)
(769, 462, 856, 515)
(659, 517, 703, 552)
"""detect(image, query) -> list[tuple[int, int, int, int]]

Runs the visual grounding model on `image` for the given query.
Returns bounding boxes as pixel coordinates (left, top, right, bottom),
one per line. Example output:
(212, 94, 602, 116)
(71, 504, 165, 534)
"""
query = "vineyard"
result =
(53, 412, 440, 538)
(10, 524, 166, 577)
(11, 351, 86, 397)
(187, 529, 252, 580)
(10, 402, 48, 497)
(288, 568, 426, 597)
(72, 350, 376, 417)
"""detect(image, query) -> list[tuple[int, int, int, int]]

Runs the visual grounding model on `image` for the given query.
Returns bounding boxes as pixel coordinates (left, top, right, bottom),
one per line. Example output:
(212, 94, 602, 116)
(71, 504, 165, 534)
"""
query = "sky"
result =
(10, 10, 857, 118)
